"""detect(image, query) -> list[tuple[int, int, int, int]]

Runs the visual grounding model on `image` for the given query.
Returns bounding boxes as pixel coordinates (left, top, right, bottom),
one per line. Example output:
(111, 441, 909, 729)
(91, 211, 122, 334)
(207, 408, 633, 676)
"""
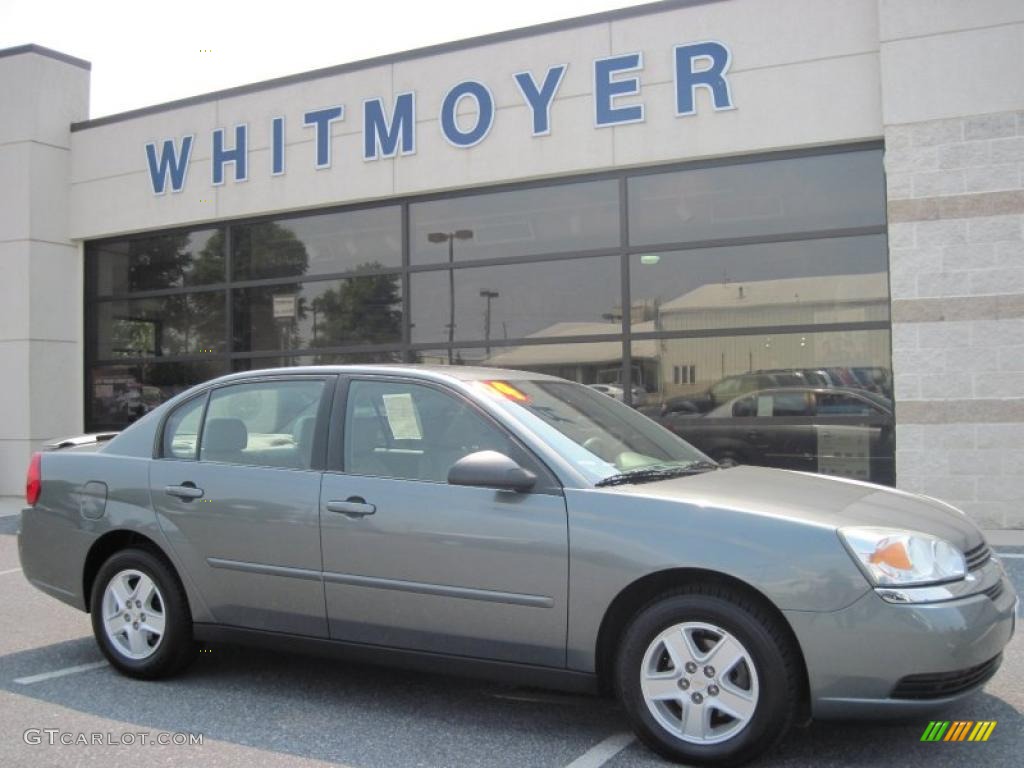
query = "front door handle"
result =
(165, 483, 204, 501)
(326, 497, 376, 518)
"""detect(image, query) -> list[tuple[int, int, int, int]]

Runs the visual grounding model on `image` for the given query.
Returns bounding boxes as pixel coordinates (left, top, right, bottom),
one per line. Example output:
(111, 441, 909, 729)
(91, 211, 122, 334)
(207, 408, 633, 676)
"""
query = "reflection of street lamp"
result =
(480, 289, 499, 356)
(427, 229, 473, 364)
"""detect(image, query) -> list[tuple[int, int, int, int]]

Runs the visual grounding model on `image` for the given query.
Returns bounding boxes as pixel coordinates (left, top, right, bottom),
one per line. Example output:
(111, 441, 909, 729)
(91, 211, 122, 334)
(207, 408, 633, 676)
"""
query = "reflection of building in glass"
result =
(482, 273, 890, 400)
(650, 272, 889, 399)
(481, 323, 658, 387)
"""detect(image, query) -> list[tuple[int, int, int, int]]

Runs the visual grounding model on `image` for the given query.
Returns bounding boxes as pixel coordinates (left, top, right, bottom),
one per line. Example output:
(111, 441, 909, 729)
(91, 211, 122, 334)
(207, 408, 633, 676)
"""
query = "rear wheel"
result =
(90, 548, 196, 679)
(615, 586, 800, 766)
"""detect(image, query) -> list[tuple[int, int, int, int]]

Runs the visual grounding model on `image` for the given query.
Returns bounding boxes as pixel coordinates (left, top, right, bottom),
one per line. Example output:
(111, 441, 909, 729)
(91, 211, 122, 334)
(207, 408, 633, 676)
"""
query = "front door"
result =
(150, 376, 332, 637)
(319, 377, 568, 667)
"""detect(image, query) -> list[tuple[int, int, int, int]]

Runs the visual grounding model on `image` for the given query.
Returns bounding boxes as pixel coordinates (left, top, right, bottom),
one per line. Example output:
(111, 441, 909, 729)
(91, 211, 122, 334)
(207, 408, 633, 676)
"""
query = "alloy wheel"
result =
(101, 568, 166, 660)
(640, 621, 760, 745)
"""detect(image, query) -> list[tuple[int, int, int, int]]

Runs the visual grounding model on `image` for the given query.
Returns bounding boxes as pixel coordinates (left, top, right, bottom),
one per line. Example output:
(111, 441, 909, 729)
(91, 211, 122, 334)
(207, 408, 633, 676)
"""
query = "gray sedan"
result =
(18, 366, 1018, 765)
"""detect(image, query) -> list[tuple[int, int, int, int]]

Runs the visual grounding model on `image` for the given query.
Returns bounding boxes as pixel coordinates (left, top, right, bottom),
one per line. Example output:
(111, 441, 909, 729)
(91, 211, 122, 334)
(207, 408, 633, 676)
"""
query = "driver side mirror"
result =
(448, 450, 537, 493)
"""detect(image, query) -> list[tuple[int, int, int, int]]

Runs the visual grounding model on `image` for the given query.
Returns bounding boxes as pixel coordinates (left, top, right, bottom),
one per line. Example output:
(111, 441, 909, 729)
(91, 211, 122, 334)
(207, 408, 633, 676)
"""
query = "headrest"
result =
(203, 418, 247, 453)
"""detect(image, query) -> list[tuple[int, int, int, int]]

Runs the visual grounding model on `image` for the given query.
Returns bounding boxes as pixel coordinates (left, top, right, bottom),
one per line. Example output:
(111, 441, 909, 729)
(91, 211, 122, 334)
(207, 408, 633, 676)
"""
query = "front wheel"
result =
(615, 586, 801, 766)
(90, 548, 196, 679)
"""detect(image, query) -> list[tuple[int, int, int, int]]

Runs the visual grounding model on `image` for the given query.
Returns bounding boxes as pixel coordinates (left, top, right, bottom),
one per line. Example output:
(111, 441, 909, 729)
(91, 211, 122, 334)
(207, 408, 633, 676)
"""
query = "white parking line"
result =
(0, 567, 22, 576)
(564, 732, 635, 768)
(994, 552, 1024, 559)
(14, 661, 108, 685)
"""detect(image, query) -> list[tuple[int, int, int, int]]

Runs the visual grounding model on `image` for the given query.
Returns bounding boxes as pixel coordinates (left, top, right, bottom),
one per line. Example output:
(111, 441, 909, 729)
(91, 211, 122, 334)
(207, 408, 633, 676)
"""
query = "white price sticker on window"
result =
(382, 393, 423, 440)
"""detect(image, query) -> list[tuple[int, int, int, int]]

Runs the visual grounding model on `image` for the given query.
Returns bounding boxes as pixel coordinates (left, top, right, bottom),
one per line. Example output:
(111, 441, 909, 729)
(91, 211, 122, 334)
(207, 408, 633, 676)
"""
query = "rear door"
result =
(319, 376, 569, 667)
(150, 375, 333, 637)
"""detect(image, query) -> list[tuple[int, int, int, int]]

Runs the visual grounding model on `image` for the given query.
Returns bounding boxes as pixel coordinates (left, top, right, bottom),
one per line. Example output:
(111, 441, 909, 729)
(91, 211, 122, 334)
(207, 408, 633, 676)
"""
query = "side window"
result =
(817, 392, 875, 416)
(344, 380, 521, 483)
(711, 377, 739, 399)
(772, 392, 812, 417)
(731, 395, 755, 418)
(199, 379, 325, 469)
(163, 395, 206, 459)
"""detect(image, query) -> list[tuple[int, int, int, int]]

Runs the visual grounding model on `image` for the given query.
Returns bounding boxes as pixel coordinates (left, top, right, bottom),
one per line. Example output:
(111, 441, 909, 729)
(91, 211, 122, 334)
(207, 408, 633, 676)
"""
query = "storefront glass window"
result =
(410, 255, 621, 344)
(95, 293, 226, 358)
(630, 330, 893, 484)
(629, 236, 890, 334)
(410, 180, 619, 265)
(628, 150, 886, 246)
(233, 275, 403, 352)
(92, 228, 224, 295)
(232, 206, 401, 280)
(85, 143, 892, 488)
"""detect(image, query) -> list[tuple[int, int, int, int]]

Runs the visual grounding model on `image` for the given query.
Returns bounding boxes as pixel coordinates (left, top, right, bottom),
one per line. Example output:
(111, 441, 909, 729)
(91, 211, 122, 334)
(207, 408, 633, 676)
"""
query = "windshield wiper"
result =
(595, 461, 718, 487)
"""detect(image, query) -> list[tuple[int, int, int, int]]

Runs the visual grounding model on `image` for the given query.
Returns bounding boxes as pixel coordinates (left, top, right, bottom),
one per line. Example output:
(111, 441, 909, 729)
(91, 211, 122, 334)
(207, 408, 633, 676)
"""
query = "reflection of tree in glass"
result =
(309, 264, 402, 351)
(160, 230, 234, 355)
(231, 224, 311, 353)
(234, 222, 309, 280)
(107, 232, 229, 357)
(109, 317, 156, 357)
(127, 232, 221, 291)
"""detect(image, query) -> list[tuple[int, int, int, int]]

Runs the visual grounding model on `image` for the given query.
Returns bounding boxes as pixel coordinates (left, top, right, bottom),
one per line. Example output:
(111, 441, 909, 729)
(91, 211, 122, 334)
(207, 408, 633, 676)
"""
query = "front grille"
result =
(964, 542, 991, 571)
(982, 580, 1004, 602)
(891, 654, 1003, 700)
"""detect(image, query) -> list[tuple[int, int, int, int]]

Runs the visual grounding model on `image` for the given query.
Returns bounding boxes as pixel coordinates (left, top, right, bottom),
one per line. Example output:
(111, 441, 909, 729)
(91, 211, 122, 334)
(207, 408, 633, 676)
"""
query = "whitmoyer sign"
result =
(145, 41, 734, 195)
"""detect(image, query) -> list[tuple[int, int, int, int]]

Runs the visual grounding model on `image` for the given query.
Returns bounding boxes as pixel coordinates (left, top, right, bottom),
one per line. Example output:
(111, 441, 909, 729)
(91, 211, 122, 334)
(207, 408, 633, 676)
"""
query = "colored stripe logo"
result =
(921, 721, 996, 742)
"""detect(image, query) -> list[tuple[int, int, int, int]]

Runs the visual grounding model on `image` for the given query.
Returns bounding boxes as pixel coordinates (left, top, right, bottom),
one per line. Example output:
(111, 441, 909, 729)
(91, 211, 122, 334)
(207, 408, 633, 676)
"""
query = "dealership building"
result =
(1, 0, 1022, 525)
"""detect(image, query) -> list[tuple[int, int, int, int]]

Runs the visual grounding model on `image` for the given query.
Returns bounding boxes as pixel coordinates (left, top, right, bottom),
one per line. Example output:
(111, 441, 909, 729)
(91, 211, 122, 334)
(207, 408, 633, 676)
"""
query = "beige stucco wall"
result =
(0, 49, 89, 496)
(880, 0, 1024, 527)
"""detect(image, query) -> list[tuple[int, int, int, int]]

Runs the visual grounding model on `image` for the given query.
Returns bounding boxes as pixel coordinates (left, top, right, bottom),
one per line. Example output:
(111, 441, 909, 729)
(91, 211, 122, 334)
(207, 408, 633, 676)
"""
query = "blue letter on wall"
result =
(514, 65, 567, 136)
(594, 53, 644, 127)
(364, 93, 416, 160)
(440, 81, 494, 148)
(675, 41, 734, 115)
(212, 124, 248, 185)
(145, 136, 194, 194)
(304, 106, 344, 168)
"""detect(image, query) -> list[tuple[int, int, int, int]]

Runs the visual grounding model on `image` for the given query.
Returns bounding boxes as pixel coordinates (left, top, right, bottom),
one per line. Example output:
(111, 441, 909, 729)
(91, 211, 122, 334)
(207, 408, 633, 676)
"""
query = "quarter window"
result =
(344, 380, 521, 483)
(163, 395, 206, 460)
(199, 380, 325, 469)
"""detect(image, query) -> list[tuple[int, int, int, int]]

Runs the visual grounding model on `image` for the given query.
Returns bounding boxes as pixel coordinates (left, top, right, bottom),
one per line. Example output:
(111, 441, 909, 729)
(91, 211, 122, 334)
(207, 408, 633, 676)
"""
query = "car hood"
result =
(603, 465, 985, 553)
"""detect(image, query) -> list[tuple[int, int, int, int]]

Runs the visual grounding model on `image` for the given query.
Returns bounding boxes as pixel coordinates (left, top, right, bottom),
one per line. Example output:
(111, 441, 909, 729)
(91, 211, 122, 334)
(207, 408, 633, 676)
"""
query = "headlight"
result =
(838, 527, 966, 586)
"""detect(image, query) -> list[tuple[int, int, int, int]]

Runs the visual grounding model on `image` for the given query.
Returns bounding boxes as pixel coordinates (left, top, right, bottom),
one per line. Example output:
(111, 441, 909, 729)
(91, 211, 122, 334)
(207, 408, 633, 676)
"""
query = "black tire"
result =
(615, 584, 801, 766)
(89, 547, 196, 679)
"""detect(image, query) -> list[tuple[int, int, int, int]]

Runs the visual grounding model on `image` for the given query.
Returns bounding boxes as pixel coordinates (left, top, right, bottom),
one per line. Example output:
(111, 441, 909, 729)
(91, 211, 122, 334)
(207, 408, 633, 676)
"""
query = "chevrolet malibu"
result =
(18, 366, 1017, 765)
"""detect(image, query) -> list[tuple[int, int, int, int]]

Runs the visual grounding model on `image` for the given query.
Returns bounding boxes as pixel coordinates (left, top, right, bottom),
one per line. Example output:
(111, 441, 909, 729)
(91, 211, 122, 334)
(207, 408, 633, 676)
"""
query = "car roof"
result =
(718, 386, 892, 411)
(205, 364, 563, 387)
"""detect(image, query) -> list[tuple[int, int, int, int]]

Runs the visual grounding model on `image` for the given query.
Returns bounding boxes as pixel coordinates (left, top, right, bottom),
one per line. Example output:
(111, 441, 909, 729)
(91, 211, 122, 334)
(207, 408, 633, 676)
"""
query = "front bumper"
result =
(785, 557, 1017, 719)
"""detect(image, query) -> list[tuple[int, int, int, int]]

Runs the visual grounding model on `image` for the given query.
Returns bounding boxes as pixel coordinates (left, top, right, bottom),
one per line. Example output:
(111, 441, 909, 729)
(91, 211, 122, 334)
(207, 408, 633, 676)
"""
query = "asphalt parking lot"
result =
(1, 510, 1022, 768)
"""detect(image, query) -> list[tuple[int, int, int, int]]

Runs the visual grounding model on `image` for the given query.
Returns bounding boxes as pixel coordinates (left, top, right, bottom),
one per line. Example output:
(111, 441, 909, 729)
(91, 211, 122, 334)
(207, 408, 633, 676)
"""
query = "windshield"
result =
(472, 379, 710, 484)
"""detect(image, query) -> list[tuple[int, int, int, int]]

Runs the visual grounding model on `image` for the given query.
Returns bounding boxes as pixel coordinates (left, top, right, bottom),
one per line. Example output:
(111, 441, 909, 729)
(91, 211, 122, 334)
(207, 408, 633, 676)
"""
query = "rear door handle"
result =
(165, 483, 204, 501)
(326, 497, 376, 518)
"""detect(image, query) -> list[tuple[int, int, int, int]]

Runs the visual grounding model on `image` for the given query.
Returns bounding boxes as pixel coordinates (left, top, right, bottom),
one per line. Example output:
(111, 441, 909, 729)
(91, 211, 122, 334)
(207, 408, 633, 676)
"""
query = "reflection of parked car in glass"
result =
(588, 383, 625, 400)
(658, 371, 811, 416)
(589, 383, 648, 405)
(663, 387, 894, 485)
